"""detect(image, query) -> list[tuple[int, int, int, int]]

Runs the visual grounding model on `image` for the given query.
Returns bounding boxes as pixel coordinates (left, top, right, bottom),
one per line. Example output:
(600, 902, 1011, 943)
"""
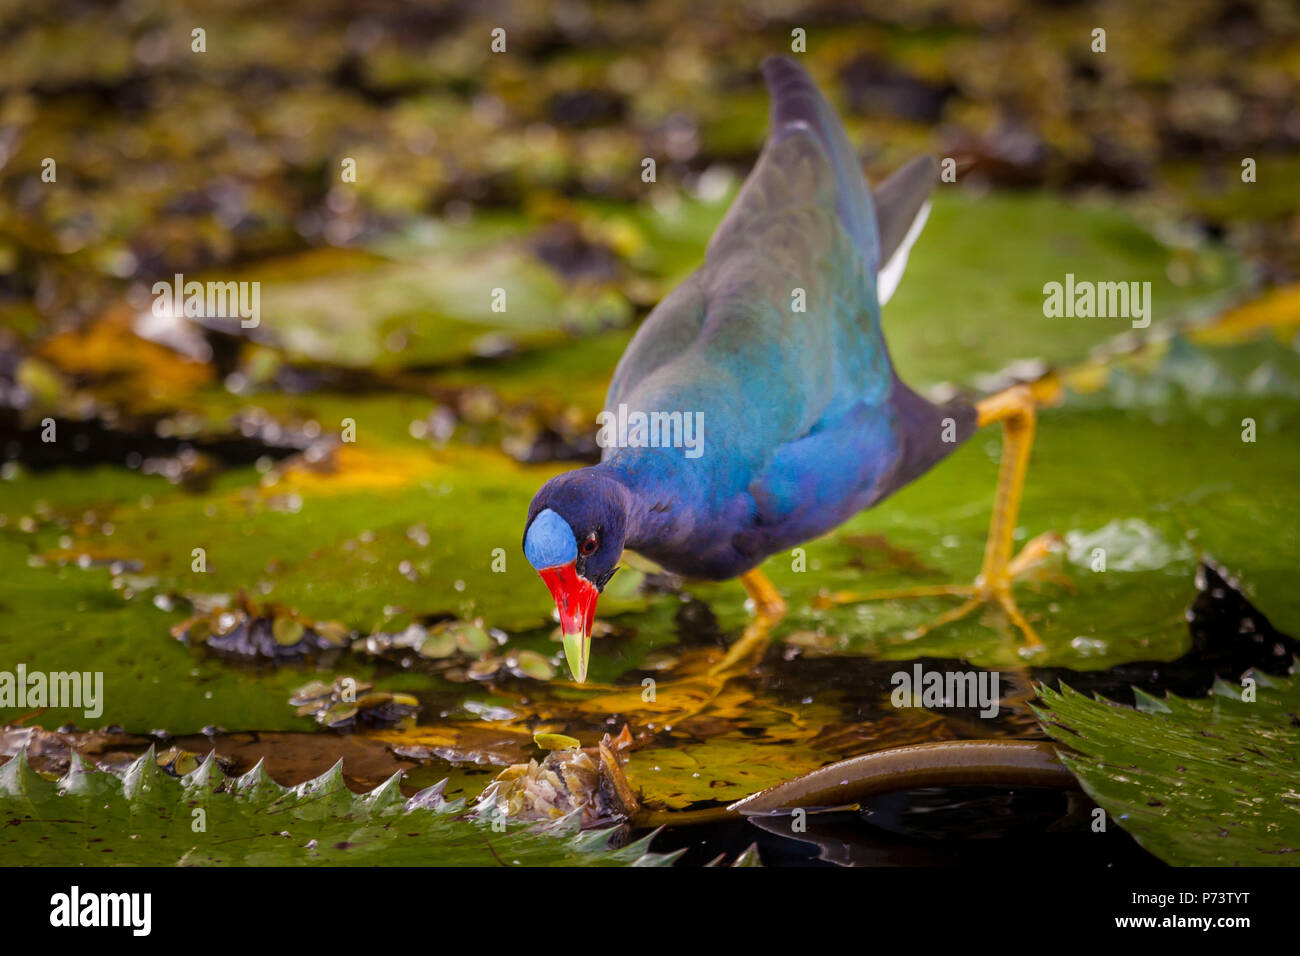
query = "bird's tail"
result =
(760, 56, 881, 274)
(761, 57, 938, 306)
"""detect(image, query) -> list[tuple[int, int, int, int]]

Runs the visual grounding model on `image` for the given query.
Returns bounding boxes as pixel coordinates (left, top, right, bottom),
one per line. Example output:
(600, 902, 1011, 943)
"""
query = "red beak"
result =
(537, 560, 599, 682)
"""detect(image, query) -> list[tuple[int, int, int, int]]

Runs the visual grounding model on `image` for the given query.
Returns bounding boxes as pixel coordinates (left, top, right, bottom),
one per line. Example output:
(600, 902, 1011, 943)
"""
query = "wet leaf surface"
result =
(1036, 669, 1300, 866)
(0, 747, 676, 866)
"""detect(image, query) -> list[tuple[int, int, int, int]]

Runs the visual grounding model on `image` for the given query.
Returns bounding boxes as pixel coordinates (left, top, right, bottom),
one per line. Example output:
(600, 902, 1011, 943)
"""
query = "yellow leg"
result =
(709, 568, 787, 676)
(818, 384, 1062, 650)
(975, 385, 1039, 586)
(739, 567, 787, 620)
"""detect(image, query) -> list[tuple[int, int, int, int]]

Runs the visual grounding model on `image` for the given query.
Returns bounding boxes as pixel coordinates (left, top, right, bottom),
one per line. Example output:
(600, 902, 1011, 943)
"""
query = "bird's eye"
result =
(580, 533, 599, 556)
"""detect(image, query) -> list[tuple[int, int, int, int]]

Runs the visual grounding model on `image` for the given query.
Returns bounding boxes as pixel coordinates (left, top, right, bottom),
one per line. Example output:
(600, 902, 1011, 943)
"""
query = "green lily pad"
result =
(627, 741, 832, 810)
(0, 747, 677, 866)
(1034, 671, 1300, 866)
(885, 191, 1240, 388)
(250, 241, 631, 370)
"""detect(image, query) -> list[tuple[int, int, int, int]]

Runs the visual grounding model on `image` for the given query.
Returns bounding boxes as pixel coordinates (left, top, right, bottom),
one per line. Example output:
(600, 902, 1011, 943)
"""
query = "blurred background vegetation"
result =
(2, 0, 1297, 336)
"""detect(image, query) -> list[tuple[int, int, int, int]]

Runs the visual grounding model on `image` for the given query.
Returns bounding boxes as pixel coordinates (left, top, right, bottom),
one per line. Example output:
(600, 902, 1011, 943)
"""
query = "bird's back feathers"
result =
(600, 56, 973, 579)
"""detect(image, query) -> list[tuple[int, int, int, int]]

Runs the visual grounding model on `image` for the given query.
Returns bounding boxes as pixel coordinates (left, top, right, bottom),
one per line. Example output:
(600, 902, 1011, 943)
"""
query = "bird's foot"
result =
(708, 614, 777, 677)
(571, 570, 783, 728)
(814, 532, 1063, 653)
(707, 568, 788, 677)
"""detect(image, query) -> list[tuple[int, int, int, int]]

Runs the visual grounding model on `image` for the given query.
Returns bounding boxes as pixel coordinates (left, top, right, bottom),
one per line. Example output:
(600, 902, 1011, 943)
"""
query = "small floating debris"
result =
(289, 677, 420, 732)
(461, 648, 557, 683)
(154, 745, 205, 776)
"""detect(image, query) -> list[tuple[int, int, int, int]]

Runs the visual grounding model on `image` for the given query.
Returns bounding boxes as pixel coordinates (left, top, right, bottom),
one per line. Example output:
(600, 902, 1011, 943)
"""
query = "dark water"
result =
(646, 559, 1294, 866)
(648, 786, 1163, 867)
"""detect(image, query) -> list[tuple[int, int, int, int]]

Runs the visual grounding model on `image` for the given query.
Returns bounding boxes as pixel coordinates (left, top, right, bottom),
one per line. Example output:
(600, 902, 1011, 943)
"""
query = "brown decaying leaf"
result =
(475, 725, 638, 827)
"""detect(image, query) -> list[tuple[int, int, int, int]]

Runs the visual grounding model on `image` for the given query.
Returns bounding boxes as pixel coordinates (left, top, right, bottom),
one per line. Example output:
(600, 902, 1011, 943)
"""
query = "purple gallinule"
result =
(524, 56, 1059, 682)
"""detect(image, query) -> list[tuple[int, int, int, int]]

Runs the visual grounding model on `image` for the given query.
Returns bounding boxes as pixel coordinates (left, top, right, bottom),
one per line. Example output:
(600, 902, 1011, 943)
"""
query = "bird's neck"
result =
(599, 447, 703, 550)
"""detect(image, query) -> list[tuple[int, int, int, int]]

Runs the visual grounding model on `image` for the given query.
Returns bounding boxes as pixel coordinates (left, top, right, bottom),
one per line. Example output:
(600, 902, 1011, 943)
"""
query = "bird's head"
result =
(523, 468, 629, 683)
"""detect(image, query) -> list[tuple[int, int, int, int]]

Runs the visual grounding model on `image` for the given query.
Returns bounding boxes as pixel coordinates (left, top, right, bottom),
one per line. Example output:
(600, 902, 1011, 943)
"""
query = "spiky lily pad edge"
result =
(0, 744, 682, 867)
(1031, 667, 1300, 867)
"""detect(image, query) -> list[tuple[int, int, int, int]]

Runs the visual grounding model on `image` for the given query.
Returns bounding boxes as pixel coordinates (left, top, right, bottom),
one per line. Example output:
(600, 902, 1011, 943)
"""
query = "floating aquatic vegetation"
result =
(475, 725, 639, 828)
(355, 618, 501, 662)
(172, 595, 353, 662)
(353, 618, 561, 682)
(289, 677, 421, 732)
(0, 747, 676, 866)
(1035, 669, 1300, 866)
(534, 732, 582, 751)
(628, 740, 835, 810)
(468, 649, 558, 682)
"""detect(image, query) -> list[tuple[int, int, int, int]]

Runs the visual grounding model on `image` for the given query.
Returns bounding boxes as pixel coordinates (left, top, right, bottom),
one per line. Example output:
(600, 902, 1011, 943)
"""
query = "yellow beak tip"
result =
(562, 632, 590, 683)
